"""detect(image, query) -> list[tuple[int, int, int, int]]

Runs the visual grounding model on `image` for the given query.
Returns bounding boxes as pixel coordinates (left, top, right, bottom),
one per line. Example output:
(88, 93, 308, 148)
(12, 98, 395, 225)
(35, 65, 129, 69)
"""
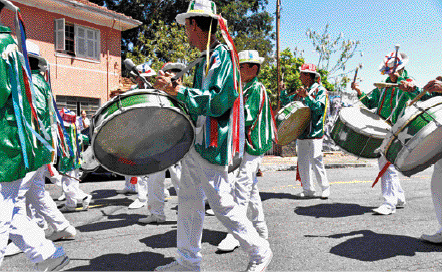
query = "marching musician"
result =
(351, 50, 420, 215)
(137, 62, 185, 224)
(419, 77, 442, 244)
(217, 50, 275, 252)
(0, 11, 69, 268)
(295, 63, 331, 199)
(154, 0, 272, 271)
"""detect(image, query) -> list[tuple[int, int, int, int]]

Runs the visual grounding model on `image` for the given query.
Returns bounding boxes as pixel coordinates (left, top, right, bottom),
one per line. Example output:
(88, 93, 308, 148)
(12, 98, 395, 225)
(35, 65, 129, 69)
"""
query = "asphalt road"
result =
(2, 165, 441, 271)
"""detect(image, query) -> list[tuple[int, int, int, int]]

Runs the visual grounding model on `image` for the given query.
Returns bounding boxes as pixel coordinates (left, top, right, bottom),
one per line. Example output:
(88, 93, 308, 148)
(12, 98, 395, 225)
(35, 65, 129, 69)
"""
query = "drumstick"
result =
(353, 91, 372, 105)
(352, 67, 359, 84)
(393, 44, 400, 73)
(407, 88, 429, 106)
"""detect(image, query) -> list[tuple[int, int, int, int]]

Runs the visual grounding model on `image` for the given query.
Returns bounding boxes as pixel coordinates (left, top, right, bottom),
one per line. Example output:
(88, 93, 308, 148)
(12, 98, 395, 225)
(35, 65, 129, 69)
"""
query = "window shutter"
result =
(55, 18, 65, 51)
(95, 30, 100, 60)
(75, 25, 86, 58)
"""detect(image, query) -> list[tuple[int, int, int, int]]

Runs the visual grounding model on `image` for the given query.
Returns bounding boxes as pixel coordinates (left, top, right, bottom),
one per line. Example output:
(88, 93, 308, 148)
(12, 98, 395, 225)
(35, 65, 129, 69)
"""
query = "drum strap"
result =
(371, 161, 391, 188)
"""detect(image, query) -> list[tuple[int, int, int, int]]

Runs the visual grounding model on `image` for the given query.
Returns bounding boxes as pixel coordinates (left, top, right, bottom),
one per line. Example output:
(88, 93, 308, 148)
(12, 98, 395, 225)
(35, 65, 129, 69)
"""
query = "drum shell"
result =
(330, 107, 390, 158)
(91, 89, 195, 176)
(381, 97, 442, 176)
(275, 101, 311, 146)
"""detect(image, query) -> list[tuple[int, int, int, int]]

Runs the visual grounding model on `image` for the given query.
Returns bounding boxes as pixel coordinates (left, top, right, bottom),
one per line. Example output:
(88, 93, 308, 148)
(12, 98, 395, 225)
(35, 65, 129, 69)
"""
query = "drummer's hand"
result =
(297, 86, 308, 98)
(350, 82, 362, 94)
(154, 71, 181, 96)
(399, 80, 417, 92)
(423, 79, 442, 94)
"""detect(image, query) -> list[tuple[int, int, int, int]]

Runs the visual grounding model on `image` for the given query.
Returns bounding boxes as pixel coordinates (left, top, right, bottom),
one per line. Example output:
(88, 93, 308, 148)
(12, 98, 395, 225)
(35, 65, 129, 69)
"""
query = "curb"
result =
(261, 162, 377, 172)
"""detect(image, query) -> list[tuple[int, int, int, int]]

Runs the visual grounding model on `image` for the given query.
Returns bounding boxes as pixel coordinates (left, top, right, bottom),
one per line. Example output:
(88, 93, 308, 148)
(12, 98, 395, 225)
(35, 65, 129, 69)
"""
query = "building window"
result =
(55, 18, 100, 61)
(55, 95, 100, 119)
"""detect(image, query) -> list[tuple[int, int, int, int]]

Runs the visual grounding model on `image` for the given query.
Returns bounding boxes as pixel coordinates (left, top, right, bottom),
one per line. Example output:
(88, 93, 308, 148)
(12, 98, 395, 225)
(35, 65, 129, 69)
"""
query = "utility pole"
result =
(276, 0, 281, 110)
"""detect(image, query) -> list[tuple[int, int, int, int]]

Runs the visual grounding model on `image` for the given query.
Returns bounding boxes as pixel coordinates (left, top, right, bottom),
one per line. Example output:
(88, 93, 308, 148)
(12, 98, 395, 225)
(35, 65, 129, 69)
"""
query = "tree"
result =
(305, 24, 363, 91)
(89, 0, 275, 71)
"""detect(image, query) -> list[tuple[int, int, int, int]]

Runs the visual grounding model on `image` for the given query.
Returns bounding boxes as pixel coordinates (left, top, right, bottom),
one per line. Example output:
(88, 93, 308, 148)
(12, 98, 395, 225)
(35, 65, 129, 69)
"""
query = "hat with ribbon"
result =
(239, 50, 264, 66)
(299, 63, 320, 78)
(176, 0, 219, 25)
(26, 40, 48, 71)
(379, 51, 409, 75)
(132, 62, 156, 78)
(161, 62, 187, 73)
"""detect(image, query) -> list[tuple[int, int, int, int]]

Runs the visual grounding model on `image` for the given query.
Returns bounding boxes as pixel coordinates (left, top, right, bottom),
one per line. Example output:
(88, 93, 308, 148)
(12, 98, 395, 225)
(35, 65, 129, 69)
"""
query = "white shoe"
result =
(4, 242, 22, 257)
(47, 225, 77, 241)
(82, 195, 93, 210)
(59, 205, 77, 213)
(154, 260, 197, 271)
(217, 233, 240, 252)
(205, 209, 215, 216)
(321, 187, 330, 199)
(129, 198, 147, 209)
(420, 232, 442, 244)
(245, 250, 273, 272)
(139, 214, 166, 224)
(164, 188, 170, 199)
(57, 193, 66, 201)
(372, 204, 395, 215)
(296, 190, 316, 198)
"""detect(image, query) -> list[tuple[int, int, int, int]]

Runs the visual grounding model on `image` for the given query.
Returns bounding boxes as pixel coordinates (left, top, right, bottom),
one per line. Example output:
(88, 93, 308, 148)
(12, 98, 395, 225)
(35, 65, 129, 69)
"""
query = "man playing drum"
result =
(351, 50, 420, 215)
(419, 77, 442, 244)
(217, 50, 275, 252)
(295, 63, 331, 199)
(154, 1, 272, 271)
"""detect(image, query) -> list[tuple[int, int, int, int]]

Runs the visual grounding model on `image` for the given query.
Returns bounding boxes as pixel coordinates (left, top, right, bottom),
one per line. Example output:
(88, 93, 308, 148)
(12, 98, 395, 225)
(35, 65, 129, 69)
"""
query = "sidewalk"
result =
(261, 151, 377, 171)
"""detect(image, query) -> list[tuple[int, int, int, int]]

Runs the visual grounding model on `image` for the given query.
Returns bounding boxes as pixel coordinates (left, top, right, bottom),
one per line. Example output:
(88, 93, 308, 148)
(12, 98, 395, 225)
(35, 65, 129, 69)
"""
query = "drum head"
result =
(339, 107, 390, 137)
(276, 105, 311, 146)
(93, 106, 194, 176)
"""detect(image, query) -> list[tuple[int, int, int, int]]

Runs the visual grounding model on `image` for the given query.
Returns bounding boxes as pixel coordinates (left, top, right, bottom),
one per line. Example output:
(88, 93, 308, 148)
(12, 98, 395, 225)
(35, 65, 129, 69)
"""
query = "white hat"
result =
(299, 63, 320, 78)
(176, 0, 219, 25)
(161, 62, 186, 72)
(26, 40, 48, 71)
(239, 50, 264, 66)
(133, 62, 156, 78)
(379, 52, 409, 75)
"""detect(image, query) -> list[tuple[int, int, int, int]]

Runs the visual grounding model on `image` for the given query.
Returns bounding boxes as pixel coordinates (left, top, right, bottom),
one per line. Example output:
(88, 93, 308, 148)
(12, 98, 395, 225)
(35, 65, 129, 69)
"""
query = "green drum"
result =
(381, 96, 442, 177)
(275, 101, 311, 146)
(91, 89, 195, 176)
(330, 106, 391, 158)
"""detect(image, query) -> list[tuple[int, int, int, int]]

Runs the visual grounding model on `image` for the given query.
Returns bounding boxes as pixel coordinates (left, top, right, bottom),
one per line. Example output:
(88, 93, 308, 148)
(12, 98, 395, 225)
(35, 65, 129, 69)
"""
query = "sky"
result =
(264, 0, 442, 93)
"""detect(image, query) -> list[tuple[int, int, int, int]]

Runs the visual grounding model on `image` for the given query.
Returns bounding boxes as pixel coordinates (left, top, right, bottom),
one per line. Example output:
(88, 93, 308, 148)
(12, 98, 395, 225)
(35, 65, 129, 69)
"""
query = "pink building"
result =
(0, 0, 141, 117)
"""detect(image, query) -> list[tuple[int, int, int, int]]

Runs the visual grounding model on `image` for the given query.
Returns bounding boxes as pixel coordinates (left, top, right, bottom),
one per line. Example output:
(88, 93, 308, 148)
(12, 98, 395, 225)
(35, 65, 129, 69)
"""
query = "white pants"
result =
(123, 176, 137, 192)
(176, 149, 270, 270)
(378, 156, 405, 208)
(136, 176, 148, 201)
(24, 166, 71, 232)
(297, 139, 330, 192)
(231, 153, 268, 239)
(431, 159, 442, 233)
(62, 169, 89, 208)
(0, 171, 56, 265)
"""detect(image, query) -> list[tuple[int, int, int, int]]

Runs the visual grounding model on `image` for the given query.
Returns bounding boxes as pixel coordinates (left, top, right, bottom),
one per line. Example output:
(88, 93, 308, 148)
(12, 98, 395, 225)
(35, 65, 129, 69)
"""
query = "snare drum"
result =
(275, 101, 311, 146)
(380, 96, 442, 176)
(330, 107, 391, 158)
(91, 89, 195, 176)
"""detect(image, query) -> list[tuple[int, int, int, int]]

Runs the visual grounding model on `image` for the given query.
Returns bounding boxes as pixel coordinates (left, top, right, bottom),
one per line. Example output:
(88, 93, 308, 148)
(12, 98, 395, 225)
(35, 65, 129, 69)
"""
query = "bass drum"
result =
(380, 96, 442, 176)
(91, 89, 195, 176)
(275, 101, 311, 146)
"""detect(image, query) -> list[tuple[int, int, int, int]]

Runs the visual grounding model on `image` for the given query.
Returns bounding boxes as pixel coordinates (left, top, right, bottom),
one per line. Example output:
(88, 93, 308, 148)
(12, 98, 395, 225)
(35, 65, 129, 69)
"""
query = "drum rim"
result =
(336, 107, 390, 138)
(91, 105, 195, 176)
(381, 101, 442, 155)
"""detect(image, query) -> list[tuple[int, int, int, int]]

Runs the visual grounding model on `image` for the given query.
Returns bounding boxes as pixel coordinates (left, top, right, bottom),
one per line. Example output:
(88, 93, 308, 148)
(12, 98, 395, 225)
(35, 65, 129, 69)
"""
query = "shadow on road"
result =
(140, 229, 227, 249)
(66, 251, 174, 271)
(294, 203, 375, 218)
(260, 192, 298, 201)
(306, 230, 442, 261)
(76, 213, 159, 232)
